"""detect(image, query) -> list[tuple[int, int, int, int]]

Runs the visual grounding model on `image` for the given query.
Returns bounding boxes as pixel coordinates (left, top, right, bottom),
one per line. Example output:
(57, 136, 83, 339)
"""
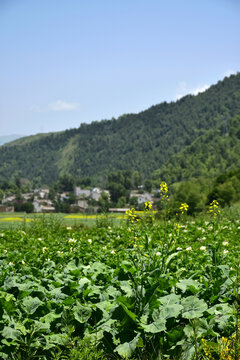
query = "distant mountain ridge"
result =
(0, 134, 25, 146)
(0, 73, 240, 185)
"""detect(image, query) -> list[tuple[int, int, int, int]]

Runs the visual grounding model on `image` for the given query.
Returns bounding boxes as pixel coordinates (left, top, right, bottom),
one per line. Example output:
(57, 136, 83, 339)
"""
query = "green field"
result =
(0, 207, 239, 359)
(0, 212, 127, 229)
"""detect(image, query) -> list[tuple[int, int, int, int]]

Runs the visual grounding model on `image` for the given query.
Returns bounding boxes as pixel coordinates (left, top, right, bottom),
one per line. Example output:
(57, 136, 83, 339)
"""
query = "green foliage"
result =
(0, 208, 239, 359)
(0, 74, 240, 185)
(170, 179, 208, 215)
(207, 168, 240, 207)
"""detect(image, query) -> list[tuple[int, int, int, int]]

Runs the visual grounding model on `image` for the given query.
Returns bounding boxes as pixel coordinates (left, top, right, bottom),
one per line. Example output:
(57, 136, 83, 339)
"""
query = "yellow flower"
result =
(179, 203, 189, 214)
(160, 181, 168, 198)
(144, 201, 152, 211)
(209, 200, 220, 216)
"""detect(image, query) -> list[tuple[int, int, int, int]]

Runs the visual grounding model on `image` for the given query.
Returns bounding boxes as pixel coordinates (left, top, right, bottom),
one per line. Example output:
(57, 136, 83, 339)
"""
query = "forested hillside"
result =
(0, 73, 240, 185)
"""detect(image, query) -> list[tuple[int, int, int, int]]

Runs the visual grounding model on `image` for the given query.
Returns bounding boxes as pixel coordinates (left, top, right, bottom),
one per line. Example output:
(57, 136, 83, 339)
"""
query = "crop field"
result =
(0, 206, 240, 359)
(0, 213, 126, 229)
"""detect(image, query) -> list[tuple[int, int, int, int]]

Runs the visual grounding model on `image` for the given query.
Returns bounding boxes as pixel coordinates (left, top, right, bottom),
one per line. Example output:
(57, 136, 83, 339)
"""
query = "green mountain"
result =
(0, 73, 240, 185)
(0, 134, 25, 147)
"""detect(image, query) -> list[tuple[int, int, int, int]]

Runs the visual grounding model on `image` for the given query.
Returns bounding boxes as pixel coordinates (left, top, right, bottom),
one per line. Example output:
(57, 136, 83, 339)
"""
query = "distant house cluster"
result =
(74, 187, 110, 212)
(33, 189, 55, 213)
(0, 185, 157, 213)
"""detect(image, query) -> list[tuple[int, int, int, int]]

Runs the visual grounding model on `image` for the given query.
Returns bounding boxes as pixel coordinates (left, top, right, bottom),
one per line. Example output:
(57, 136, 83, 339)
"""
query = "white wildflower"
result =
(88, 239, 92, 244)
(4, 249, 7, 253)
(223, 241, 229, 246)
(21, 260, 26, 265)
(38, 237, 43, 241)
(68, 238, 77, 243)
(156, 251, 161, 256)
(9, 262, 14, 266)
(186, 247, 192, 251)
(66, 226, 72, 230)
(42, 247, 47, 253)
(223, 249, 229, 255)
(176, 247, 182, 251)
(110, 250, 115, 254)
(200, 246, 206, 251)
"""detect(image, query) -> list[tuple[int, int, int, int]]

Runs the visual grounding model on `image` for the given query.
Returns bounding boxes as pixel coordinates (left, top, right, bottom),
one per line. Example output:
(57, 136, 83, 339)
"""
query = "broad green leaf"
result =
(177, 279, 201, 294)
(184, 319, 212, 339)
(154, 294, 183, 320)
(154, 303, 183, 320)
(181, 296, 207, 319)
(115, 334, 140, 358)
(78, 277, 91, 289)
(0, 351, 8, 360)
(119, 281, 134, 297)
(2, 326, 21, 340)
(207, 303, 234, 330)
(40, 312, 61, 325)
(159, 294, 181, 305)
(14, 322, 27, 336)
(96, 318, 117, 335)
(22, 296, 43, 315)
(140, 319, 166, 333)
(49, 287, 68, 300)
(95, 300, 117, 318)
(105, 285, 121, 299)
(0, 291, 16, 315)
(44, 334, 69, 349)
(73, 302, 92, 323)
(65, 260, 78, 272)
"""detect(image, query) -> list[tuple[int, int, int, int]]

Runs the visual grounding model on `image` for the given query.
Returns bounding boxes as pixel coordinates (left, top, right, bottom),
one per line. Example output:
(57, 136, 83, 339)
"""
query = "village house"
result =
(2, 195, 16, 205)
(130, 191, 153, 205)
(33, 198, 55, 213)
(22, 192, 34, 201)
(74, 187, 91, 198)
(77, 200, 88, 211)
(74, 187, 110, 201)
(0, 205, 14, 212)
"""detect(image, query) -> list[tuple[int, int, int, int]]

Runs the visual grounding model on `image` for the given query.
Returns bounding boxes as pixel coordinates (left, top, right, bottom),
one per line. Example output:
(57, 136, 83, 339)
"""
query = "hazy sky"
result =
(0, 0, 239, 136)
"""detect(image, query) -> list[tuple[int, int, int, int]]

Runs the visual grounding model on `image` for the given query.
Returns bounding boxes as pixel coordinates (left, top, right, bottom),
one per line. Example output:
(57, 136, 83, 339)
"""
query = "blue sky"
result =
(0, 0, 239, 136)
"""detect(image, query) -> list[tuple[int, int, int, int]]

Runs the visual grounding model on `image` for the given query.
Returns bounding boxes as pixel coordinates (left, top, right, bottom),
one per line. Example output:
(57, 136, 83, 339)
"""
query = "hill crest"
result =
(1, 73, 240, 185)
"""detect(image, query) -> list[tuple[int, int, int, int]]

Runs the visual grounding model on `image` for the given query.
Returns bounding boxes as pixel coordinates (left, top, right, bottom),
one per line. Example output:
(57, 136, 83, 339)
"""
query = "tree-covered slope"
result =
(154, 114, 240, 183)
(0, 73, 240, 184)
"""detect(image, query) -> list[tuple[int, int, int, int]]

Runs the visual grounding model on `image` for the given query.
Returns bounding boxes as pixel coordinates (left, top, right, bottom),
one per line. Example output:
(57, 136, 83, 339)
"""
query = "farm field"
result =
(0, 206, 240, 359)
(0, 212, 128, 229)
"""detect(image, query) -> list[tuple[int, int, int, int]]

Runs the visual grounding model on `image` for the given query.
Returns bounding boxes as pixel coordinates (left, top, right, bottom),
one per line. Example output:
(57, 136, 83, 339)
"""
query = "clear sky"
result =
(0, 0, 239, 136)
